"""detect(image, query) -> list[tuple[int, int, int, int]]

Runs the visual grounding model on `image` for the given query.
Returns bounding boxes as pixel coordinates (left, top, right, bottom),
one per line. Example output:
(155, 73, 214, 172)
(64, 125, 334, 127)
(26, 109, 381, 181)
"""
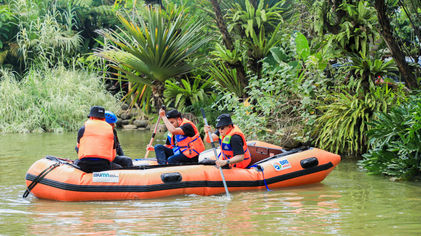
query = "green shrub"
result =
(313, 85, 407, 155)
(214, 63, 310, 147)
(0, 66, 121, 133)
(359, 93, 421, 180)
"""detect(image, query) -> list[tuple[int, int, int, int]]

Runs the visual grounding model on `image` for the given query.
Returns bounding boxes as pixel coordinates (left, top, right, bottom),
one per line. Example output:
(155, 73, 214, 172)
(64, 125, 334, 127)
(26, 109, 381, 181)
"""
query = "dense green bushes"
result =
(214, 60, 313, 148)
(0, 66, 121, 133)
(359, 92, 421, 180)
(313, 86, 407, 155)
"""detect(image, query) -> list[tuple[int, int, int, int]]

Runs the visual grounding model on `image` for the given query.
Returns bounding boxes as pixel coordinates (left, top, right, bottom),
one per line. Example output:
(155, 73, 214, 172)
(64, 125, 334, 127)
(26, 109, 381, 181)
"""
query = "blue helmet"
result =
(105, 111, 118, 124)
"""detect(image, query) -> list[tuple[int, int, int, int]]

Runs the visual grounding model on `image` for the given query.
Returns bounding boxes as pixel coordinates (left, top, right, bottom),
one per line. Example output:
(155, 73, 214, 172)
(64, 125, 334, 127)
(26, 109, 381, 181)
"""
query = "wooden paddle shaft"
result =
(144, 115, 162, 158)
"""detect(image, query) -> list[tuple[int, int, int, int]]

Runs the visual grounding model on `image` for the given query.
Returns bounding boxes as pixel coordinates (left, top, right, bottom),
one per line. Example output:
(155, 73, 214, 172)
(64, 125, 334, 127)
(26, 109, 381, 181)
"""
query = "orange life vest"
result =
(78, 119, 115, 161)
(167, 118, 205, 158)
(219, 125, 251, 169)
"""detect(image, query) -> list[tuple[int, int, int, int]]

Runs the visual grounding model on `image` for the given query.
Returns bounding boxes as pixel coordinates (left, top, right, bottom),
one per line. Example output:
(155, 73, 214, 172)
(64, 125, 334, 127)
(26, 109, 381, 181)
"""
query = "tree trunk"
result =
(209, 0, 233, 50)
(398, 0, 421, 44)
(151, 82, 164, 112)
(209, 0, 248, 96)
(374, 0, 419, 89)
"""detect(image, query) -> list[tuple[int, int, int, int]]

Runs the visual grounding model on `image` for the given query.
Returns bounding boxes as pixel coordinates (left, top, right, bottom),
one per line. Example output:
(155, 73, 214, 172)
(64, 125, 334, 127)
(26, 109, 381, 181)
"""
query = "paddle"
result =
(145, 105, 166, 158)
(201, 108, 231, 198)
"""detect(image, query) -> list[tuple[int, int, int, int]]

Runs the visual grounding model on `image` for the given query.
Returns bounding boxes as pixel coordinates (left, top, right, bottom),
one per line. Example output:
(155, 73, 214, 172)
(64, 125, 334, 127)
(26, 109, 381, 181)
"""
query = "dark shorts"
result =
(75, 158, 122, 173)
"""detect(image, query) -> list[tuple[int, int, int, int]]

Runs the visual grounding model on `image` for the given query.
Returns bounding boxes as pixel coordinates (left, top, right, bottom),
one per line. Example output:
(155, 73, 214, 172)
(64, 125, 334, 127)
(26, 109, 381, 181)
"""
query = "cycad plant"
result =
(96, 4, 208, 111)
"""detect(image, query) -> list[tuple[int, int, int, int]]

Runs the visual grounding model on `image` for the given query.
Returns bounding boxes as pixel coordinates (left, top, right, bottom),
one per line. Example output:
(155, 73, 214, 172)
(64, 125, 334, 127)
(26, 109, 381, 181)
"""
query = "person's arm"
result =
(116, 144, 124, 156)
(204, 125, 219, 143)
(75, 126, 85, 153)
(159, 108, 184, 135)
(216, 154, 244, 167)
(114, 129, 124, 156)
(215, 135, 244, 167)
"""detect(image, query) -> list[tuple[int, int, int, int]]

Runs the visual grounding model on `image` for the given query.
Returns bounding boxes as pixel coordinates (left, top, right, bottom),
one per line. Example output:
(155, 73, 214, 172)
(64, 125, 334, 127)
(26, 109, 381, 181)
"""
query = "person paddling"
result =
(147, 108, 205, 165)
(204, 114, 251, 168)
(105, 111, 133, 168)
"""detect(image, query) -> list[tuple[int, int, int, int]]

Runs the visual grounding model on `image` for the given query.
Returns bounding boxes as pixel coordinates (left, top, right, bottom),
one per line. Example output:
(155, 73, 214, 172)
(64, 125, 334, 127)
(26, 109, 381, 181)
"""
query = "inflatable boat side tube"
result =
(25, 162, 333, 193)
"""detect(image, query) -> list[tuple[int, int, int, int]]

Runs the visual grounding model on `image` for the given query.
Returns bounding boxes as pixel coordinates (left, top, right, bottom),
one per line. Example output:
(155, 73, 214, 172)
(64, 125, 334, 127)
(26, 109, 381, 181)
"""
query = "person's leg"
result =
(167, 153, 198, 164)
(113, 156, 133, 168)
(154, 144, 174, 165)
(75, 159, 111, 173)
(110, 162, 122, 170)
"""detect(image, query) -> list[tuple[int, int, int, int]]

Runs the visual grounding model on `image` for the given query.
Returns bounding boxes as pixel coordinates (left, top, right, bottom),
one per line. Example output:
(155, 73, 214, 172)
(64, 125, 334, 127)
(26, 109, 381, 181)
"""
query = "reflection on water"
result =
(1, 132, 421, 235)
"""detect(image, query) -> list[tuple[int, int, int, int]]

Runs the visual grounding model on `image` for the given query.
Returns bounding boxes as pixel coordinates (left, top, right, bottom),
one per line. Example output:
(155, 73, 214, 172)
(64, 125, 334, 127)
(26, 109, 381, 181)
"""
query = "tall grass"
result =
(0, 66, 121, 133)
(15, 6, 82, 68)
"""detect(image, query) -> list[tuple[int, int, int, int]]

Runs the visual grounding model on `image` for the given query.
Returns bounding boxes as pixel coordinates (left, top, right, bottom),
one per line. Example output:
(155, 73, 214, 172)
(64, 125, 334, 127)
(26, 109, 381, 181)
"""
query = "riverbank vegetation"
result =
(0, 0, 420, 180)
(0, 65, 120, 133)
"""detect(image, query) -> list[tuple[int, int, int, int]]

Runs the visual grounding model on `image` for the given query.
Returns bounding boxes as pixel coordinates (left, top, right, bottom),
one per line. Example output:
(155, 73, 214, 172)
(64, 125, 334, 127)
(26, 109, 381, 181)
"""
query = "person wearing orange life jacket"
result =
(147, 108, 205, 165)
(204, 114, 251, 168)
(74, 106, 121, 173)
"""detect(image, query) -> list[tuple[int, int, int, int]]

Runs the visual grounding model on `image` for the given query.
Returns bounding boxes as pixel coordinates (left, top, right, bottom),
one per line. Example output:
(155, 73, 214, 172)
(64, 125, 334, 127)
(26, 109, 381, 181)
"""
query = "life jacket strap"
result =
(176, 136, 200, 156)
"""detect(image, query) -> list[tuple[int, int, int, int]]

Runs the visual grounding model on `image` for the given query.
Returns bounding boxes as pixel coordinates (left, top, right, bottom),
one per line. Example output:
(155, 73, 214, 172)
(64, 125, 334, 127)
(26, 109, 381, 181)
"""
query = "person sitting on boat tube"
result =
(74, 106, 120, 173)
(204, 114, 251, 168)
(104, 111, 133, 168)
(147, 108, 205, 165)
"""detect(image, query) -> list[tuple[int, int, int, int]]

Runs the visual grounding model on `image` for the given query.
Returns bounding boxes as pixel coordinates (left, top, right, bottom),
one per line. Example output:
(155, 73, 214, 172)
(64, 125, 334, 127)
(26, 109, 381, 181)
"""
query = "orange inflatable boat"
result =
(24, 141, 340, 201)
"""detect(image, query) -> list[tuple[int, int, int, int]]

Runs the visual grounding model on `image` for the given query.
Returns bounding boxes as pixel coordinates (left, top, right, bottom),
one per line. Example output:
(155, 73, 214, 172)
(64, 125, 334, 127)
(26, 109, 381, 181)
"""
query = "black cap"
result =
(166, 109, 182, 119)
(215, 114, 233, 128)
(88, 106, 105, 119)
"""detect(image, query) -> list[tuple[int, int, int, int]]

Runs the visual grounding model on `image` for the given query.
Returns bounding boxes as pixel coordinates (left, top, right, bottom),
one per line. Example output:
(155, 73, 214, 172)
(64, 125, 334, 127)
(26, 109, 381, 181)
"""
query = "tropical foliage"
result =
(0, 0, 420, 180)
(96, 3, 209, 111)
(204, 0, 286, 96)
(359, 92, 421, 180)
(215, 60, 312, 148)
(0, 4, 18, 50)
(164, 76, 213, 112)
(313, 0, 379, 56)
(313, 86, 406, 155)
(208, 61, 246, 98)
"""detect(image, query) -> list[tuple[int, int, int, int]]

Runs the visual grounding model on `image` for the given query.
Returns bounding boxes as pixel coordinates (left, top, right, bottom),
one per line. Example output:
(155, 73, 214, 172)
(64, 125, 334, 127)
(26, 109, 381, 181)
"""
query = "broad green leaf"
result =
(295, 32, 310, 61)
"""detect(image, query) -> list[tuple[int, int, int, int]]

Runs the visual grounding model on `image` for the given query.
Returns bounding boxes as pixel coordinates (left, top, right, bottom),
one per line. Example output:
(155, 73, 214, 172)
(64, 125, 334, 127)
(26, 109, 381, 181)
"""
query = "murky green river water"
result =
(0, 131, 420, 235)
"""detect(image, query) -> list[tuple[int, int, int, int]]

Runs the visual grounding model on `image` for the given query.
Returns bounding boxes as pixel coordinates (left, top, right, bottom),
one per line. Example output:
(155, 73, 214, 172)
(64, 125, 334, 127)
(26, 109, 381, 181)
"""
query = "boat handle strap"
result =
(23, 162, 61, 198)
(249, 164, 271, 192)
